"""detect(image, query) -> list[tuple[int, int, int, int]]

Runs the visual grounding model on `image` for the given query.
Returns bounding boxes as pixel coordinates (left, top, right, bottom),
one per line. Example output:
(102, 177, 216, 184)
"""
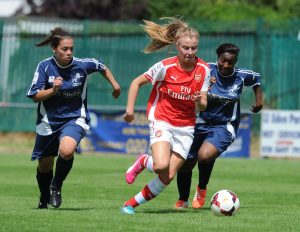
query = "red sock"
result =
(124, 197, 139, 208)
(139, 155, 148, 168)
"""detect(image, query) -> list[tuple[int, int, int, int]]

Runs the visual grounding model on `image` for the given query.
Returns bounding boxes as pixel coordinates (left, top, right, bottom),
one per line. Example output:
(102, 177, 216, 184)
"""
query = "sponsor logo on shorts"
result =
(155, 130, 162, 137)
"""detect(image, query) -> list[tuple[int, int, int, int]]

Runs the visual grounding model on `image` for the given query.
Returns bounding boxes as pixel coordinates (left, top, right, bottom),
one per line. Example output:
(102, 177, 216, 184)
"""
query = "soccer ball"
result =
(210, 189, 240, 216)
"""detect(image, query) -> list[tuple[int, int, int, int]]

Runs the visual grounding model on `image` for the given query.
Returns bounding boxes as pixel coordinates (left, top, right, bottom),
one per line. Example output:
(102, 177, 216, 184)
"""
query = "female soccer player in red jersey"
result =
(121, 17, 211, 214)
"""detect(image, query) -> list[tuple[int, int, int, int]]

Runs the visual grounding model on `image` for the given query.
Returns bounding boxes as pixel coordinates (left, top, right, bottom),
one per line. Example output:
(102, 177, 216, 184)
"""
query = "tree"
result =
(147, 0, 300, 21)
(20, 0, 149, 20)
(18, 0, 300, 21)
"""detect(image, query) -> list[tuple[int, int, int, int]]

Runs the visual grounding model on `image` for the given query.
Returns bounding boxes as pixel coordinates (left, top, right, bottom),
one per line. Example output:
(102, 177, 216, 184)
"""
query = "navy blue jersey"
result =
(27, 56, 106, 135)
(196, 62, 261, 132)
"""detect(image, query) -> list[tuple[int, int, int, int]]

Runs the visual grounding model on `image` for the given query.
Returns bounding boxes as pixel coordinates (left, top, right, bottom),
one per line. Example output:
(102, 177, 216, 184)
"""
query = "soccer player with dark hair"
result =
(27, 27, 121, 209)
(175, 43, 263, 209)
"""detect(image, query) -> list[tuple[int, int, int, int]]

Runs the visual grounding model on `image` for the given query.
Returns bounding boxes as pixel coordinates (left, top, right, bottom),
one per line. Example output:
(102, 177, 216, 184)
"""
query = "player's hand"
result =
(112, 84, 121, 99)
(123, 112, 134, 123)
(210, 76, 217, 84)
(250, 104, 263, 113)
(192, 92, 202, 102)
(208, 76, 217, 90)
(52, 77, 63, 95)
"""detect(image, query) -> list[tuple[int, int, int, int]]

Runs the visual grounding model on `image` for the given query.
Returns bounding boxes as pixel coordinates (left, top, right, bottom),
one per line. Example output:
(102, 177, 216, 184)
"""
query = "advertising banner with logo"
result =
(79, 110, 251, 157)
(260, 110, 300, 158)
(79, 110, 149, 154)
(221, 114, 251, 158)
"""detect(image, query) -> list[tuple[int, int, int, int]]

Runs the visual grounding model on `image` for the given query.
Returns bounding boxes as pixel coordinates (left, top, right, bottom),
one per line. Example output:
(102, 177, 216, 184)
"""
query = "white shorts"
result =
(149, 120, 195, 159)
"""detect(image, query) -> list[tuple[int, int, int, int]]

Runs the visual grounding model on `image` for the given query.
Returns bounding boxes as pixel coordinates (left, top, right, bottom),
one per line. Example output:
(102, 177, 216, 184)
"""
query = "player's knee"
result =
(59, 147, 75, 160)
(168, 173, 176, 182)
(198, 151, 212, 162)
(153, 162, 169, 174)
(59, 136, 77, 159)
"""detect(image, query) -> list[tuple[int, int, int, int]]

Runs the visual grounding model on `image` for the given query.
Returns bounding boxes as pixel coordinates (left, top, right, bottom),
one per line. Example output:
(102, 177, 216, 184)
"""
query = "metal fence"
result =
(0, 17, 299, 131)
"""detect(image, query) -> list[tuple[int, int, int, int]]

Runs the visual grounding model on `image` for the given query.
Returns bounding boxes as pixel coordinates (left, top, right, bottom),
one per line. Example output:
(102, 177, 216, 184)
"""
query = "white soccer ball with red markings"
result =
(210, 190, 240, 216)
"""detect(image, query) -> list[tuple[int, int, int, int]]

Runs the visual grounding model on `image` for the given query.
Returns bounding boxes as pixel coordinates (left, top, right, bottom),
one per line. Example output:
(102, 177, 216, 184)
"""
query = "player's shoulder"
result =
(208, 62, 217, 69)
(161, 56, 178, 66)
(35, 57, 54, 72)
(38, 57, 53, 66)
(196, 57, 209, 68)
(207, 62, 218, 70)
(73, 57, 99, 63)
(235, 67, 261, 78)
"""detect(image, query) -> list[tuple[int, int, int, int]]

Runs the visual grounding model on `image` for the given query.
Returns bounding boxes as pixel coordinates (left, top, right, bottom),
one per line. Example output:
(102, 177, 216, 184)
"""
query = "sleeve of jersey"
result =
(83, 58, 107, 74)
(201, 65, 211, 91)
(243, 71, 261, 87)
(144, 61, 165, 84)
(26, 64, 48, 98)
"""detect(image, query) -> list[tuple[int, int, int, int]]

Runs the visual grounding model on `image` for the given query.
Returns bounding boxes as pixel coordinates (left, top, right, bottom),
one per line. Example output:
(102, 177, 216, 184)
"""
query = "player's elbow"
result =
(31, 95, 40, 103)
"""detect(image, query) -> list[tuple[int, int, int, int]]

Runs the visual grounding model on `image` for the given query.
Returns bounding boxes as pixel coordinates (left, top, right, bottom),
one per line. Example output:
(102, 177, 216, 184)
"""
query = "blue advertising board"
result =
(221, 114, 251, 158)
(79, 110, 149, 154)
(79, 110, 251, 157)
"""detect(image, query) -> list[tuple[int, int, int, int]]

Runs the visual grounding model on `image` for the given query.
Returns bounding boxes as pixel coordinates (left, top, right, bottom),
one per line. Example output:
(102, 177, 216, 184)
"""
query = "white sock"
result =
(144, 155, 154, 173)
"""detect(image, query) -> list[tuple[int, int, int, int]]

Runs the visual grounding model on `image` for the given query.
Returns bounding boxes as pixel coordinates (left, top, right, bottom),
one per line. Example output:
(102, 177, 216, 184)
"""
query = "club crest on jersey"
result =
(194, 73, 202, 82)
(228, 84, 240, 97)
(72, 73, 84, 87)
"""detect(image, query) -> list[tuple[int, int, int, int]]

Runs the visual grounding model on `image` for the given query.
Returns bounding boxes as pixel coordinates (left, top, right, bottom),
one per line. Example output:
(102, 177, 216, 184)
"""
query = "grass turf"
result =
(0, 153, 299, 232)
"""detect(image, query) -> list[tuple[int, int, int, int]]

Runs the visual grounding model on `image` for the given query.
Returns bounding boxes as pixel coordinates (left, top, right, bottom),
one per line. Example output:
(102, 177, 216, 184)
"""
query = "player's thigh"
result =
(198, 141, 219, 161)
(151, 141, 171, 172)
(59, 123, 86, 157)
(199, 125, 234, 161)
(31, 133, 59, 161)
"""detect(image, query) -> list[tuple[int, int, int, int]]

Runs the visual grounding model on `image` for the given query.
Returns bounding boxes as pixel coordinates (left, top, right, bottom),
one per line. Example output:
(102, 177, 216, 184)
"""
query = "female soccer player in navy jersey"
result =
(174, 43, 263, 209)
(27, 27, 121, 209)
(121, 17, 211, 214)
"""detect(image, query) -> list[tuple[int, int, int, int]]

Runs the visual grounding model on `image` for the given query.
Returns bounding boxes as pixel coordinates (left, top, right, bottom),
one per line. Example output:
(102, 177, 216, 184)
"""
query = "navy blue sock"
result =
(36, 168, 53, 201)
(51, 155, 74, 190)
(177, 171, 192, 201)
(198, 159, 215, 189)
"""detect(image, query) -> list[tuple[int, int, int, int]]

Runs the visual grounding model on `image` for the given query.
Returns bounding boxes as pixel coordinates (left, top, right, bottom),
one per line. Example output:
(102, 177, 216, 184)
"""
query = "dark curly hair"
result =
(216, 43, 240, 57)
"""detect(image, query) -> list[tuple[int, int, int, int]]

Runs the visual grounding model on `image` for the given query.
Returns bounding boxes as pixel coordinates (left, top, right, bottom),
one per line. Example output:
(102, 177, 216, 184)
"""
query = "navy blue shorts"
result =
(187, 123, 235, 160)
(31, 122, 86, 161)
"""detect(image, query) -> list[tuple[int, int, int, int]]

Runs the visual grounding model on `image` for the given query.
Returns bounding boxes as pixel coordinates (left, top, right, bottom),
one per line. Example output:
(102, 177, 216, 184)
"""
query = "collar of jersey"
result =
(52, 56, 73, 68)
(217, 66, 235, 78)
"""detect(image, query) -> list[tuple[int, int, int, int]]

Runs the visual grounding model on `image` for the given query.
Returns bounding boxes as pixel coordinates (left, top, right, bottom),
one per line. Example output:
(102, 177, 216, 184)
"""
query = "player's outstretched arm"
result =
(100, 68, 121, 99)
(250, 85, 263, 113)
(123, 74, 149, 123)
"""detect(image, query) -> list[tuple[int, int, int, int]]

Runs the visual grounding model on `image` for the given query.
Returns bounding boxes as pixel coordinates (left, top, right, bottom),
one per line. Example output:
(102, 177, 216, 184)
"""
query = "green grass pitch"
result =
(0, 153, 299, 232)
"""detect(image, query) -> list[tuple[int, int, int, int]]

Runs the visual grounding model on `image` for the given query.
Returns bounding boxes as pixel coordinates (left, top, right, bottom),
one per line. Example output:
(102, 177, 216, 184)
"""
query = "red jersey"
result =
(144, 56, 210, 127)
